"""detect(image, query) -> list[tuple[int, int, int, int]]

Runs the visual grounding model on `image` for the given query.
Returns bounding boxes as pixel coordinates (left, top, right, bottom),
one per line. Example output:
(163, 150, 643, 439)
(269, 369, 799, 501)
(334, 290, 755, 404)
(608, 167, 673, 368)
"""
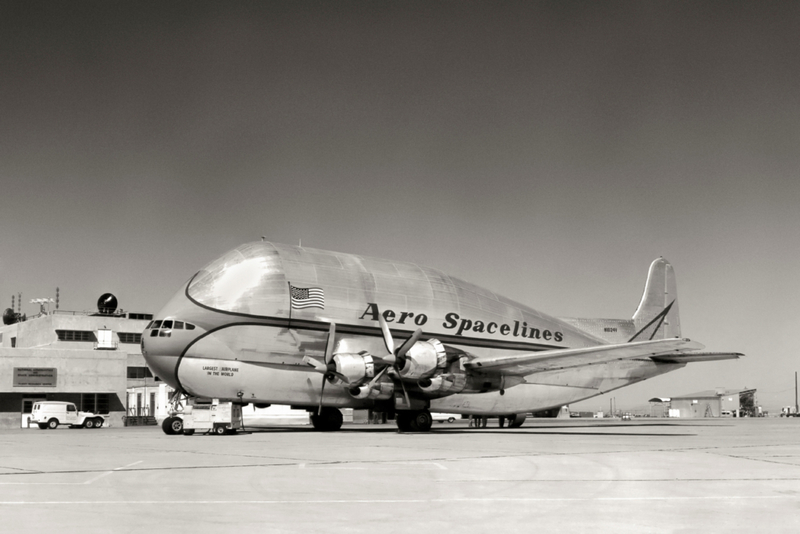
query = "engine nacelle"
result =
(398, 339, 446, 380)
(331, 352, 375, 385)
(418, 373, 467, 395)
(348, 379, 394, 400)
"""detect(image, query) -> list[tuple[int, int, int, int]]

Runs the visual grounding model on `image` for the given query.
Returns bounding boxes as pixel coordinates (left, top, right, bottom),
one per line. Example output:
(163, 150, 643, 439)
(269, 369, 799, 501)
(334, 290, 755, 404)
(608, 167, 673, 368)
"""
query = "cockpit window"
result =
(147, 319, 196, 336)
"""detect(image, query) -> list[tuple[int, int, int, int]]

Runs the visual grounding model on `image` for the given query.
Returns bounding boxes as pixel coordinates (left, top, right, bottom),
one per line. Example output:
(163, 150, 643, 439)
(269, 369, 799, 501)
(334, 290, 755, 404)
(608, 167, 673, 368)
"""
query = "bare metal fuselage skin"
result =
(142, 242, 682, 414)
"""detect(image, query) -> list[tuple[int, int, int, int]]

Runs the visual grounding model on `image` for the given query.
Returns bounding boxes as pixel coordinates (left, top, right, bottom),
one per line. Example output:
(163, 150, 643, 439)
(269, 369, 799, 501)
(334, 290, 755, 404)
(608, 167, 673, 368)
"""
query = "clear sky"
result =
(2, 1, 798, 412)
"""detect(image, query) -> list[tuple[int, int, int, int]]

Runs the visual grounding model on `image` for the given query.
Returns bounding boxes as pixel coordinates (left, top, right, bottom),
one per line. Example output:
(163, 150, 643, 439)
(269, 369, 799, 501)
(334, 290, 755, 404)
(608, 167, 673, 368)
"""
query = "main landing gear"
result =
(310, 407, 343, 431)
(395, 410, 433, 432)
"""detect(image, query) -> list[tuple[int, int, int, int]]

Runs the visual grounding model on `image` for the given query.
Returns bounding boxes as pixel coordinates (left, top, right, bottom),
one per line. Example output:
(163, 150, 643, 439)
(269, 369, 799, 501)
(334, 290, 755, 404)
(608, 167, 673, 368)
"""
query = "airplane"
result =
(141, 241, 742, 433)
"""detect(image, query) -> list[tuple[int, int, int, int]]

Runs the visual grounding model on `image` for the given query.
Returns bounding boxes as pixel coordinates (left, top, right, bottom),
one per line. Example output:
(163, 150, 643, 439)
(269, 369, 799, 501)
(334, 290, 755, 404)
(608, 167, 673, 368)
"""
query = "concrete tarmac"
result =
(1, 418, 799, 533)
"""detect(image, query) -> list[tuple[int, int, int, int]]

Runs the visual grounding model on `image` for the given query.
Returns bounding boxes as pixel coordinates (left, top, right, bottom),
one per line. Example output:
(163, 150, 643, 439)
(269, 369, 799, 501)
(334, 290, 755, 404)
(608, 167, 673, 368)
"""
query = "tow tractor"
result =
(161, 394, 244, 435)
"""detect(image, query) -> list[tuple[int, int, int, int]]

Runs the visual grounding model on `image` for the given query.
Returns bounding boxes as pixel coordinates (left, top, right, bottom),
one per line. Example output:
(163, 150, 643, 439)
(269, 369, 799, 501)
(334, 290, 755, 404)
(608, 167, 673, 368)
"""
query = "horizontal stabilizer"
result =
(650, 352, 743, 363)
(463, 338, 705, 376)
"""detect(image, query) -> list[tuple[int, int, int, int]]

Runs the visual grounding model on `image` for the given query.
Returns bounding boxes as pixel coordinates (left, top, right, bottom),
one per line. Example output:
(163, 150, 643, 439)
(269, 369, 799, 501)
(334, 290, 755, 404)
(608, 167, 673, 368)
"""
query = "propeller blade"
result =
(377, 354, 396, 365)
(398, 375, 411, 408)
(324, 323, 336, 365)
(367, 366, 388, 387)
(317, 375, 326, 416)
(329, 371, 350, 384)
(396, 328, 423, 360)
(303, 355, 328, 373)
(378, 314, 394, 355)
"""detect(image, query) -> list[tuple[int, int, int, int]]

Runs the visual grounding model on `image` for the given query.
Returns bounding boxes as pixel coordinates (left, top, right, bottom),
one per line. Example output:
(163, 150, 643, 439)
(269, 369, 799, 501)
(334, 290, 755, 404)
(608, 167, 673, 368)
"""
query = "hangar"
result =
(649, 388, 758, 418)
(0, 295, 152, 429)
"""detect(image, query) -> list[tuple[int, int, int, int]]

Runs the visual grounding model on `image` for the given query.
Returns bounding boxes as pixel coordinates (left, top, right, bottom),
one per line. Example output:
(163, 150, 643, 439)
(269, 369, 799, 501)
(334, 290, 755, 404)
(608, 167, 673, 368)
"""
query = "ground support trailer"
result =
(162, 398, 244, 435)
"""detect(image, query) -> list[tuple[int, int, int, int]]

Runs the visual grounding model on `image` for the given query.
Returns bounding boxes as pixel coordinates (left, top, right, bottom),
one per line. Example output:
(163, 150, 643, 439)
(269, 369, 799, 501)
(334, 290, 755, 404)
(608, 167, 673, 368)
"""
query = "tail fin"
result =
(630, 258, 681, 341)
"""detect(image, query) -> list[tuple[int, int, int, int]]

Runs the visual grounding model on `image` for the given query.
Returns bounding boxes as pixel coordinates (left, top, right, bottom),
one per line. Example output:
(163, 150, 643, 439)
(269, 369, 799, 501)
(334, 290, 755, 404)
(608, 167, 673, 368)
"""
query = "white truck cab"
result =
(30, 401, 105, 430)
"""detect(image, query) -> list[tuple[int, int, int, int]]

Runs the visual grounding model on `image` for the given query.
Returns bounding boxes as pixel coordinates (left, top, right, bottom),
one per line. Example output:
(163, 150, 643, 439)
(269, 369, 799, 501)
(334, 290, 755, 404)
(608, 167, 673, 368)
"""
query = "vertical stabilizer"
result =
(630, 258, 681, 341)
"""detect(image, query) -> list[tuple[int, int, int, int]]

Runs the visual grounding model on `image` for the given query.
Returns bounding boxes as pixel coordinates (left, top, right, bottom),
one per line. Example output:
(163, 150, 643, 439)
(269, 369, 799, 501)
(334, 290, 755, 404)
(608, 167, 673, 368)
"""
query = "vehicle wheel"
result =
(47, 418, 58, 430)
(94, 418, 103, 428)
(162, 416, 183, 435)
(84, 419, 95, 429)
(170, 417, 184, 434)
(183, 429, 195, 436)
(409, 410, 433, 432)
(310, 407, 343, 431)
(37, 423, 48, 430)
(214, 425, 226, 435)
(162, 417, 177, 435)
(447, 417, 455, 423)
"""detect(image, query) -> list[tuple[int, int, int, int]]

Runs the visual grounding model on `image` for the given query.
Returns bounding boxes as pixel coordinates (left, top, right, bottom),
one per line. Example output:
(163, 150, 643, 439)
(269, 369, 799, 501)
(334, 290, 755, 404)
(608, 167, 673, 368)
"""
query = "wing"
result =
(650, 352, 743, 363)
(462, 338, 718, 376)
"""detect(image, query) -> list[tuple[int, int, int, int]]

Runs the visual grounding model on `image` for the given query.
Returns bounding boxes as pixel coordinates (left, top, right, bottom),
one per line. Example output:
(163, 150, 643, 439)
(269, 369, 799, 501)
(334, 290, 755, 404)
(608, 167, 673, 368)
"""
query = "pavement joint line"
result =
(0, 495, 795, 506)
(3, 446, 797, 479)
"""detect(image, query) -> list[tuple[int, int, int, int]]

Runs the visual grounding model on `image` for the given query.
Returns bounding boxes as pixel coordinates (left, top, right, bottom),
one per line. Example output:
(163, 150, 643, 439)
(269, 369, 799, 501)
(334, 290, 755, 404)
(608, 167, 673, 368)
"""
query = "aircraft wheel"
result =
(84, 419, 95, 429)
(397, 410, 433, 432)
(310, 407, 343, 431)
(395, 412, 413, 432)
(409, 410, 433, 432)
(47, 418, 58, 430)
(507, 413, 526, 428)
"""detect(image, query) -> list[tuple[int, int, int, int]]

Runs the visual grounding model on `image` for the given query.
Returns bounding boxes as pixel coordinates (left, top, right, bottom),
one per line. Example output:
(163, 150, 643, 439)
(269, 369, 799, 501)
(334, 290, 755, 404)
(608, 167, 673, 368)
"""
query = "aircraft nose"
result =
(142, 283, 207, 391)
(141, 325, 183, 389)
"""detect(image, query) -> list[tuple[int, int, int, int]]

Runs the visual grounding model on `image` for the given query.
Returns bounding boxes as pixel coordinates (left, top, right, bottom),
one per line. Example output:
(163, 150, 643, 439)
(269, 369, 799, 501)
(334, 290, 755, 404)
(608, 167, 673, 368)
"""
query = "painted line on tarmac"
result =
(299, 461, 446, 470)
(0, 461, 144, 486)
(0, 495, 795, 505)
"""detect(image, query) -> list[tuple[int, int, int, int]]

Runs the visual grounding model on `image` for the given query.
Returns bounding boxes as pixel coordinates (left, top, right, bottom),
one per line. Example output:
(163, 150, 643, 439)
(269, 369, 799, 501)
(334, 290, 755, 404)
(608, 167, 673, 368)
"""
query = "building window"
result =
(81, 393, 110, 414)
(56, 330, 97, 342)
(127, 367, 154, 379)
(127, 313, 153, 321)
(118, 332, 142, 344)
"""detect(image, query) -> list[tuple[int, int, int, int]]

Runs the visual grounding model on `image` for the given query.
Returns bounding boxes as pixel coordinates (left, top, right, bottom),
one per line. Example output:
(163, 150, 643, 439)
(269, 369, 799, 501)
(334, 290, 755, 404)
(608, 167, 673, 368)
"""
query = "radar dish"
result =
(3, 308, 19, 325)
(97, 293, 118, 315)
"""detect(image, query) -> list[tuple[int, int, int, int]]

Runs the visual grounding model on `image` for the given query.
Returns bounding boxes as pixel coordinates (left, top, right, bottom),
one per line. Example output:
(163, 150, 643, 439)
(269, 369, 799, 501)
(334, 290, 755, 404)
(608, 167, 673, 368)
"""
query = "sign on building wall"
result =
(13, 367, 57, 387)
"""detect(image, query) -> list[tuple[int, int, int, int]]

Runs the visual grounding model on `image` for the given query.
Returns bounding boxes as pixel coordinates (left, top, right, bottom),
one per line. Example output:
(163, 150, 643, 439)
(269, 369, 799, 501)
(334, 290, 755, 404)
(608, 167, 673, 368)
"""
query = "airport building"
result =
(0, 295, 153, 429)
(649, 388, 758, 418)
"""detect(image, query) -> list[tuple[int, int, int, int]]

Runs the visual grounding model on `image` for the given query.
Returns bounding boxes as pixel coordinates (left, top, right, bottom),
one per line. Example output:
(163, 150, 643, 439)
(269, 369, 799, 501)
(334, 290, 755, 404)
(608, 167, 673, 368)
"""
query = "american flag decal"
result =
(290, 285, 325, 310)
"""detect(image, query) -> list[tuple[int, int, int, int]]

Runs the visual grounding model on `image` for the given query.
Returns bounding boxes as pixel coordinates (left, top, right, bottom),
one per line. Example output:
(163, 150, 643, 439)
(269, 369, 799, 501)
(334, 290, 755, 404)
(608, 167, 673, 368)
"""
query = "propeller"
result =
(377, 314, 423, 407)
(302, 323, 344, 415)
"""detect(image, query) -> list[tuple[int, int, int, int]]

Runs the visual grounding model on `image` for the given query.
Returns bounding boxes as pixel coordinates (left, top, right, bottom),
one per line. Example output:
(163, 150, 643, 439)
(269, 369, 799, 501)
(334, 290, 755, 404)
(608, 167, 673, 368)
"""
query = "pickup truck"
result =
(30, 401, 105, 429)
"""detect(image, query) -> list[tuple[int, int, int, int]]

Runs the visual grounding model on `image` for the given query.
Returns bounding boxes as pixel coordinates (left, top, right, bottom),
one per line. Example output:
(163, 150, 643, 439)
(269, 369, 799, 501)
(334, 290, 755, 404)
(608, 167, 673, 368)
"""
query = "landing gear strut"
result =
(310, 407, 343, 431)
(396, 410, 433, 432)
